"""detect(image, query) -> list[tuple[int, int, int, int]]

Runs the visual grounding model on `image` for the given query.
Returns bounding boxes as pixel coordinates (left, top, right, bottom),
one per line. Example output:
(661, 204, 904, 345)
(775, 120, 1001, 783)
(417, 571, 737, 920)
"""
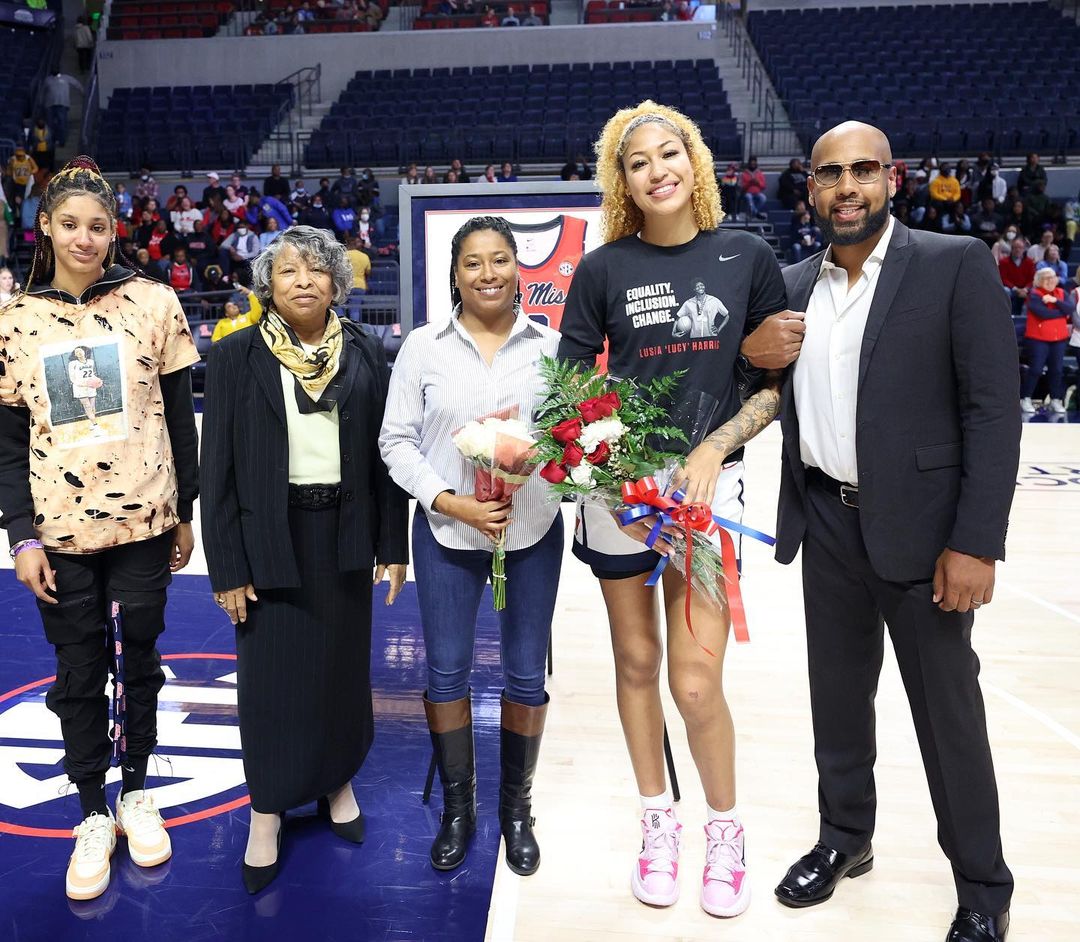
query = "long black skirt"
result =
(235, 503, 374, 813)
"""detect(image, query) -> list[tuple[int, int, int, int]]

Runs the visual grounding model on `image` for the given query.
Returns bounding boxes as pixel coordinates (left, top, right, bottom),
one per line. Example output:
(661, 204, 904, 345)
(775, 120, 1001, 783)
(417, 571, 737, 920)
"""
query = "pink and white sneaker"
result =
(701, 819, 750, 917)
(631, 807, 682, 907)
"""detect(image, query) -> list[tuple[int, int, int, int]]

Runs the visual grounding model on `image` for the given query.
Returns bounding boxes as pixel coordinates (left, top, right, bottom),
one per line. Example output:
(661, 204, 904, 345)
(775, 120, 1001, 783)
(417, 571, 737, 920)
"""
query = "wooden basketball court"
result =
(486, 421, 1080, 941)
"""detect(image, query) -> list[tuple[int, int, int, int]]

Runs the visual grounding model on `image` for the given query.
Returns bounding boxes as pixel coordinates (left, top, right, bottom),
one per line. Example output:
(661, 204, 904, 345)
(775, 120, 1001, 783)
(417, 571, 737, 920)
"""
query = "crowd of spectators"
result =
(765, 152, 1075, 301)
(399, 157, 535, 185)
(244, 0, 383, 35)
(432, 0, 544, 25)
(777, 149, 1080, 413)
(0, 161, 387, 326)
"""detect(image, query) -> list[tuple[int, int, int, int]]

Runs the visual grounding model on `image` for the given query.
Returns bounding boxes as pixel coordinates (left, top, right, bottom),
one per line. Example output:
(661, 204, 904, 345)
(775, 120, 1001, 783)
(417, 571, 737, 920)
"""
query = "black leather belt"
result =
(288, 483, 341, 510)
(805, 467, 859, 509)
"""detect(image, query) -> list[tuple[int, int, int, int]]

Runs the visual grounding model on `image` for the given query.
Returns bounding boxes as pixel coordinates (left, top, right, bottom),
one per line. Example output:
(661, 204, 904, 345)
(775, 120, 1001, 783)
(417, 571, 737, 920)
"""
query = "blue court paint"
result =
(0, 573, 503, 942)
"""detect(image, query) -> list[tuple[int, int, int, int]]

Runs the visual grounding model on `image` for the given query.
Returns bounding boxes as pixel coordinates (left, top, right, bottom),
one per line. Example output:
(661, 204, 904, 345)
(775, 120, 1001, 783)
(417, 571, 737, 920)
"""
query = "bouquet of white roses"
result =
(451, 408, 539, 610)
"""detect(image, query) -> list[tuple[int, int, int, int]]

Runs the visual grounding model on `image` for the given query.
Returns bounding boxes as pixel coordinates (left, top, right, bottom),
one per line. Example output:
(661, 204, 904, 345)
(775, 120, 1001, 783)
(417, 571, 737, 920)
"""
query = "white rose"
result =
(569, 463, 595, 488)
(453, 421, 495, 460)
(579, 417, 626, 453)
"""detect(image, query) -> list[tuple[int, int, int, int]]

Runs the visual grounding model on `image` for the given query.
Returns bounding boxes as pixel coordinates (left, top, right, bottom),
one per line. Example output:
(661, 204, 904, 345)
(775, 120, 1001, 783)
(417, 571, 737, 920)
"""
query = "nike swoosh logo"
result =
(717, 254, 741, 262)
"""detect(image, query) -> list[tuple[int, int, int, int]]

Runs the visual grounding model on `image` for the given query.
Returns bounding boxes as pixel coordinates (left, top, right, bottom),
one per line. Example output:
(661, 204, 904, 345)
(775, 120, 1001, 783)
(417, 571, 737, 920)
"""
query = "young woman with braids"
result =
(380, 216, 563, 877)
(558, 102, 796, 918)
(0, 157, 200, 900)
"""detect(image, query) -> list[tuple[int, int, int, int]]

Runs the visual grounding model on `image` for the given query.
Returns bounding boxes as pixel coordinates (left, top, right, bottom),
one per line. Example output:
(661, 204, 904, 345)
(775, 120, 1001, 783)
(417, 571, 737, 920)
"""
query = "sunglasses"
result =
(811, 160, 891, 188)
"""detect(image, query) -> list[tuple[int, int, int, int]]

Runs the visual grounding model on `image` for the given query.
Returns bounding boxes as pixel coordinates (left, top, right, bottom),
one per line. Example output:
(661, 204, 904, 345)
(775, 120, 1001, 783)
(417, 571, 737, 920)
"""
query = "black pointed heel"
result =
(316, 796, 366, 844)
(242, 813, 284, 895)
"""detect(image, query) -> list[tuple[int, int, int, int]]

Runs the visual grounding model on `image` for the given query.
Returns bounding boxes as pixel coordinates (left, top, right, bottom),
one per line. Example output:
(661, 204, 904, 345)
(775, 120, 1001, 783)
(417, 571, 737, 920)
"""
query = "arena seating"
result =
(104, 0, 236, 40)
(0, 27, 51, 143)
(95, 83, 294, 172)
(304, 59, 741, 167)
(747, 2, 1080, 157)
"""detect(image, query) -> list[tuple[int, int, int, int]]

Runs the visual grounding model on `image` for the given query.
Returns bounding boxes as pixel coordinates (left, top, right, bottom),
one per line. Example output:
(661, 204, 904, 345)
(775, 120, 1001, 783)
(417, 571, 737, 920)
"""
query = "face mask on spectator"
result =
(360, 211, 370, 221)
(237, 226, 248, 234)
(1005, 229, 1017, 241)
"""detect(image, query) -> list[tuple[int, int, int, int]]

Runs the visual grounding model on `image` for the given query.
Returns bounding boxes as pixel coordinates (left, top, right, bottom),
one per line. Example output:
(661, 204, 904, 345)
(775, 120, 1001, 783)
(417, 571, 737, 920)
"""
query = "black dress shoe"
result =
(774, 841, 873, 908)
(316, 796, 366, 844)
(946, 908, 1009, 942)
(242, 813, 284, 895)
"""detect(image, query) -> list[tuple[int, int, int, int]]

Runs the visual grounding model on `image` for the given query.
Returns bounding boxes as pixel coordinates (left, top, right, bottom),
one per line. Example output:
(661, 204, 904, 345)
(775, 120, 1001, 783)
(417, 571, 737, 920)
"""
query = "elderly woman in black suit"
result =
(200, 225, 408, 894)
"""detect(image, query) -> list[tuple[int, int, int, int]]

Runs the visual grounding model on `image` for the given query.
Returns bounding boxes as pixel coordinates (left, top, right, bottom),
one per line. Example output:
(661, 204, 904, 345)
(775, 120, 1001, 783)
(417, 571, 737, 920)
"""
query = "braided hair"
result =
(448, 215, 520, 309)
(27, 155, 126, 290)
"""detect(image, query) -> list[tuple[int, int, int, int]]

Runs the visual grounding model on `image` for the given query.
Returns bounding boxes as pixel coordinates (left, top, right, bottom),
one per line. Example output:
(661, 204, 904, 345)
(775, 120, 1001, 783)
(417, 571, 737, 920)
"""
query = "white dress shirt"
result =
(379, 309, 561, 551)
(793, 216, 894, 485)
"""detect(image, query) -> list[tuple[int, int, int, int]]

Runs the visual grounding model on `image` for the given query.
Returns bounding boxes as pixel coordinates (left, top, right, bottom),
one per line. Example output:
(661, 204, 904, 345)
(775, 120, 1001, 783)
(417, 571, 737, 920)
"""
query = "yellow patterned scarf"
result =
(259, 308, 345, 407)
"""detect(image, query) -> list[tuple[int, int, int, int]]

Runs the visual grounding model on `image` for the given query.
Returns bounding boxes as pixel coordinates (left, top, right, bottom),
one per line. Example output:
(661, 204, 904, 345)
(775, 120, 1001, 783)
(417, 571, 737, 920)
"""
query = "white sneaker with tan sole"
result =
(66, 810, 118, 900)
(116, 790, 172, 867)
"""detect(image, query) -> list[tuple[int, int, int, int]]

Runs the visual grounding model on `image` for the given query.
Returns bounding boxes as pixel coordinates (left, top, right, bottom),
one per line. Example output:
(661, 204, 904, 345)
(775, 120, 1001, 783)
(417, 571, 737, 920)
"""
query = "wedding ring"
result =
(971, 600, 983, 607)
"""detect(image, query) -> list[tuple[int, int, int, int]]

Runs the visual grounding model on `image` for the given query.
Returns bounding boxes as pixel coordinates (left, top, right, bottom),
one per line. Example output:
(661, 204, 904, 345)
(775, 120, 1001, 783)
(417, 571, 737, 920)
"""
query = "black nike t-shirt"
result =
(558, 228, 787, 454)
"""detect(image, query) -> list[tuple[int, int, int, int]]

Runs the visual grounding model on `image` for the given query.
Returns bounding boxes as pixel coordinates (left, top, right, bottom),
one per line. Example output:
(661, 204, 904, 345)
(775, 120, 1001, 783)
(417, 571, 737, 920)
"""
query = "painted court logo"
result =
(0, 654, 248, 838)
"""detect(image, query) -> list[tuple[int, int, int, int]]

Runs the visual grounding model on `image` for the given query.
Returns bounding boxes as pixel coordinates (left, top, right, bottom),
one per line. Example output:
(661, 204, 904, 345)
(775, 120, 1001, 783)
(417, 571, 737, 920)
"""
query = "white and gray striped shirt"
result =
(379, 311, 561, 552)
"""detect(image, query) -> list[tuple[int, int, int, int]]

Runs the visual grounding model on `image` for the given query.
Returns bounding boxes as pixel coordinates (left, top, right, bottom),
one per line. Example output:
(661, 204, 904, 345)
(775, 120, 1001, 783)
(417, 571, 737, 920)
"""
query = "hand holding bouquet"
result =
(452, 408, 539, 611)
(534, 357, 774, 653)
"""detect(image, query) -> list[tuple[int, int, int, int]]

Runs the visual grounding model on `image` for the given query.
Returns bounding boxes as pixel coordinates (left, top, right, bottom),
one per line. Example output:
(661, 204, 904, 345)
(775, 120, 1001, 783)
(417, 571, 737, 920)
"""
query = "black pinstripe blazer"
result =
(200, 320, 409, 593)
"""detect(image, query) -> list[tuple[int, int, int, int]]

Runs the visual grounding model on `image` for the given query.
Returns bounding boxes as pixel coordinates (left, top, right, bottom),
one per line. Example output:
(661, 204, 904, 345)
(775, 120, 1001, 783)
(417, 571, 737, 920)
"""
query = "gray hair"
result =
(1033, 266, 1059, 286)
(250, 225, 354, 308)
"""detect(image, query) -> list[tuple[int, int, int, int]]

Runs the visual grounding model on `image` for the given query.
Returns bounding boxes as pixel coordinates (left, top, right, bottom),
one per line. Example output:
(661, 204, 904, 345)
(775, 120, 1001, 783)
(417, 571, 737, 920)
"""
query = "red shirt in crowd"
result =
(148, 229, 168, 261)
(998, 254, 1035, 292)
(1025, 286, 1074, 342)
(740, 168, 766, 195)
(169, 262, 194, 292)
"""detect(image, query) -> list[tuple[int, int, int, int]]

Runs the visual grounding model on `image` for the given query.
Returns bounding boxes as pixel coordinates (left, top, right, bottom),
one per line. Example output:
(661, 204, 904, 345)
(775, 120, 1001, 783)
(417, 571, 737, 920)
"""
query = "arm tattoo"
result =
(703, 373, 781, 456)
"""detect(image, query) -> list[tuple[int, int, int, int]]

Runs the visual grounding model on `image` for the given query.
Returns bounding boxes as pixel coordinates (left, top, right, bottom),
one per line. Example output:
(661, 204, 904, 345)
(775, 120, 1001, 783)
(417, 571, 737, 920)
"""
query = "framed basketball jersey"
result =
(510, 214, 588, 331)
(399, 181, 604, 337)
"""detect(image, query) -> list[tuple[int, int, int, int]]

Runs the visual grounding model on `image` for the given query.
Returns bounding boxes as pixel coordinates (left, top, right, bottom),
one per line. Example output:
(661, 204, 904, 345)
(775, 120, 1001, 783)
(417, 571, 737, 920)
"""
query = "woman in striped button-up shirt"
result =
(380, 216, 563, 879)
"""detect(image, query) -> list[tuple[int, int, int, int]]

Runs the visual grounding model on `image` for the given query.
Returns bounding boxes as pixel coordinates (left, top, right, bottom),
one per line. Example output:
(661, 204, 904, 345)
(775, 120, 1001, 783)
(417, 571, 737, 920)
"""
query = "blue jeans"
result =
(743, 191, 767, 217)
(1021, 337, 1067, 400)
(412, 509, 563, 706)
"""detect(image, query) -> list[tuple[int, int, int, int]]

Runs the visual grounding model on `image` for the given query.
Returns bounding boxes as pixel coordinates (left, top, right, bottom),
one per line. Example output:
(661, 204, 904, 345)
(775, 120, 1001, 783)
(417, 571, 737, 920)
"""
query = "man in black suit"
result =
(744, 122, 1018, 942)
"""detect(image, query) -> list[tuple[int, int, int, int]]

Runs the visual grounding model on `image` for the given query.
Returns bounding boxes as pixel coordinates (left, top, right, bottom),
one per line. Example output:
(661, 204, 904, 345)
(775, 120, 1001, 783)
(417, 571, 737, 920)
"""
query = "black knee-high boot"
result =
(423, 692, 476, 871)
(499, 692, 548, 876)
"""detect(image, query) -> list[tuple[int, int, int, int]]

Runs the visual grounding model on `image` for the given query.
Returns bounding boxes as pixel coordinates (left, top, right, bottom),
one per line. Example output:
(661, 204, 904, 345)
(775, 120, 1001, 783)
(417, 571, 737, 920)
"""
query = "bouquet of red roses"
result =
(452, 407, 540, 610)
(534, 357, 774, 653)
(534, 357, 687, 496)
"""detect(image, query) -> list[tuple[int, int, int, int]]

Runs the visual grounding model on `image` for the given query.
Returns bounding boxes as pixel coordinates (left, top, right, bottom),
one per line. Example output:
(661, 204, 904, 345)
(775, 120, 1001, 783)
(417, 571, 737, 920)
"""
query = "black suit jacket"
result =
(200, 320, 409, 593)
(776, 219, 1021, 582)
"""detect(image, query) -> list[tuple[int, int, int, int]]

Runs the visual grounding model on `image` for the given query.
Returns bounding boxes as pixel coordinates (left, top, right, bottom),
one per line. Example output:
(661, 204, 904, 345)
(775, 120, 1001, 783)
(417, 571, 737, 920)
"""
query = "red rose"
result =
(539, 460, 568, 484)
(551, 417, 583, 445)
(562, 443, 585, 467)
(579, 391, 621, 423)
(586, 441, 611, 465)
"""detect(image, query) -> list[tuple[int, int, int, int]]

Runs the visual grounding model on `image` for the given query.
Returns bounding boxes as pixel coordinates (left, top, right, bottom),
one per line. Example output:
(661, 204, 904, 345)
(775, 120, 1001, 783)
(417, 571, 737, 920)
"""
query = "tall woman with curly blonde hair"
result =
(558, 101, 791, 918)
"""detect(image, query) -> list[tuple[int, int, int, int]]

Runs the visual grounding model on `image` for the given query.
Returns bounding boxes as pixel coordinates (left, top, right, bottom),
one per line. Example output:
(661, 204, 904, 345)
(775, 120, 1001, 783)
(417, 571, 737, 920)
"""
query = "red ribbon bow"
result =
(620, 477, 752, 655)
(668, 501, 748, 654)
(620, 476, 677, 514)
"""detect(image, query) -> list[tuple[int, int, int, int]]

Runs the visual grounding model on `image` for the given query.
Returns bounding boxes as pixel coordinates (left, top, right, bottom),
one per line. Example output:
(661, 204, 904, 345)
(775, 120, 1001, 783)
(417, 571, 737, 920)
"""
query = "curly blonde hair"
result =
(593, 100, 723, 244)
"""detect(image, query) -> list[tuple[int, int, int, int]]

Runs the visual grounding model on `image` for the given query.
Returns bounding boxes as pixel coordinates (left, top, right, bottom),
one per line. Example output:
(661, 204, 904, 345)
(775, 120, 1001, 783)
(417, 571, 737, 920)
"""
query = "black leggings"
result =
(39, 530, 174, 785)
